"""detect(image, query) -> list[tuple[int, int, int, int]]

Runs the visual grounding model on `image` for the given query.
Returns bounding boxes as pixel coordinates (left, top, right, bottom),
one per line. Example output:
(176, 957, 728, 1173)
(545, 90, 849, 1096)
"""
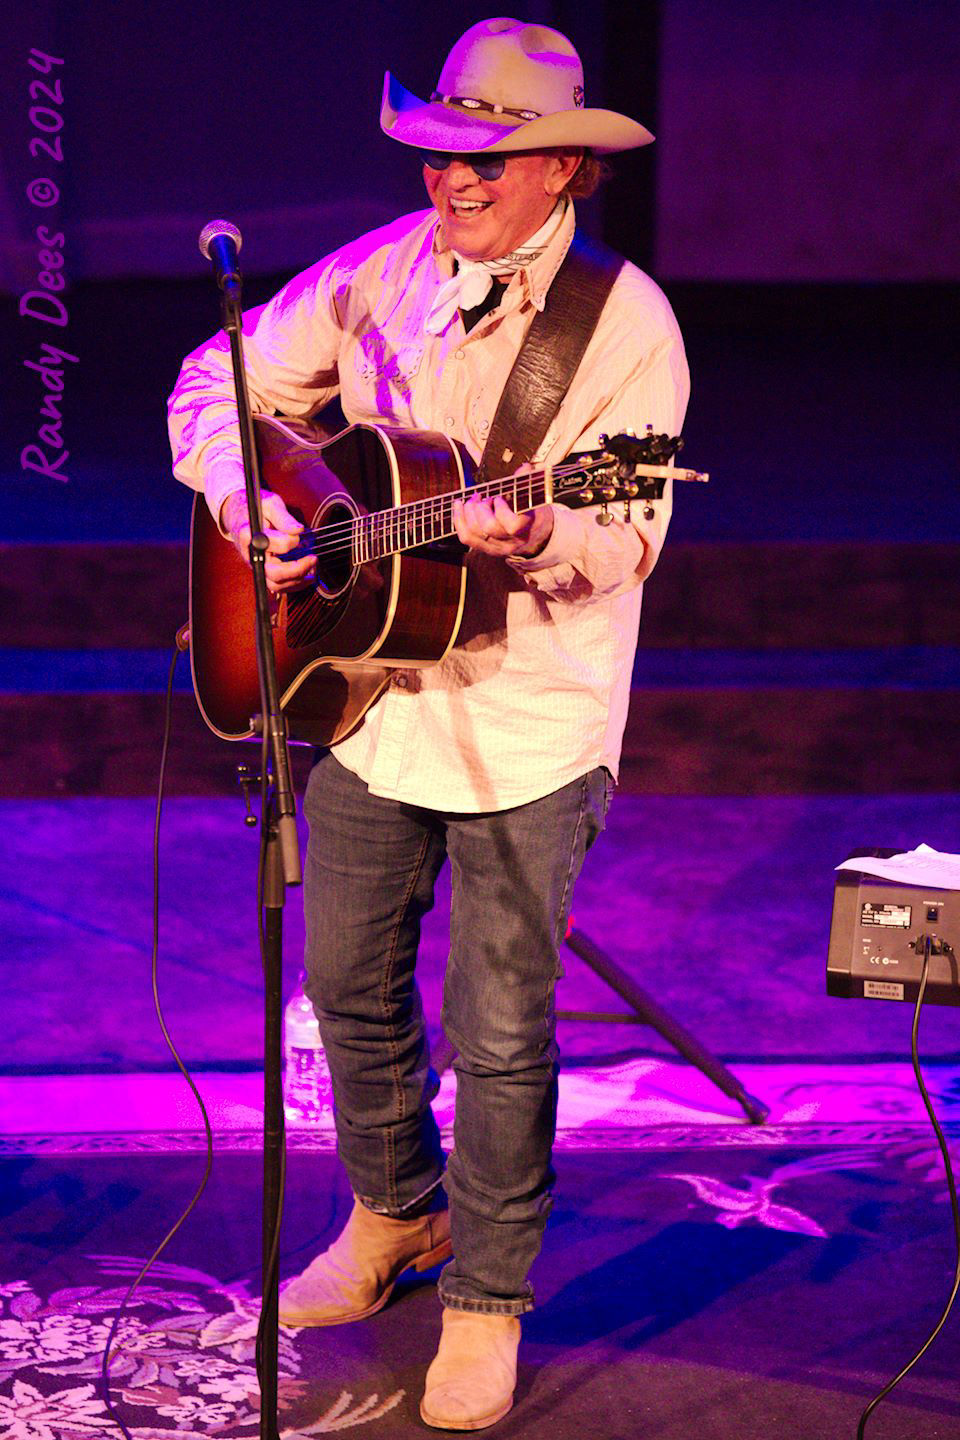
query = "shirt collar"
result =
(523, 198, 576, 312)
(430, 198, 577, 311)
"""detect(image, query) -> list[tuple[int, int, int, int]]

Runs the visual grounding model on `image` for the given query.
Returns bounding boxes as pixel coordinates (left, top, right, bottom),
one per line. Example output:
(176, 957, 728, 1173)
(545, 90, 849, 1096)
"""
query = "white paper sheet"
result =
(836, 843, 960, 890)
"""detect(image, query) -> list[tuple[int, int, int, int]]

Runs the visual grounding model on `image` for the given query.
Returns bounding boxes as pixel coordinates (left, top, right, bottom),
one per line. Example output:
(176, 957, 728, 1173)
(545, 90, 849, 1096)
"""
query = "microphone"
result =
(198, 219, 242, 292)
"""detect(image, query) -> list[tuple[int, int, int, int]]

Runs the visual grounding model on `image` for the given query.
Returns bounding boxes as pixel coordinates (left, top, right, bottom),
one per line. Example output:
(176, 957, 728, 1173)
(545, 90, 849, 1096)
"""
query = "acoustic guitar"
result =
(187, 414, 704, 746)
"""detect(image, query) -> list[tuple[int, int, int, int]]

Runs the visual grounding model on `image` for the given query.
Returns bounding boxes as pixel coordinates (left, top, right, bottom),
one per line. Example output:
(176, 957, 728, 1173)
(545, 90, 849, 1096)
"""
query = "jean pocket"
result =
(602, 768, 615, 824)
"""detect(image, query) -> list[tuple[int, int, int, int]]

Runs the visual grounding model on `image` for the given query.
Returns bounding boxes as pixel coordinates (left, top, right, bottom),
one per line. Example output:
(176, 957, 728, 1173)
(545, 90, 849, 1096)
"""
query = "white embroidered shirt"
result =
(167, 200, 690, 811)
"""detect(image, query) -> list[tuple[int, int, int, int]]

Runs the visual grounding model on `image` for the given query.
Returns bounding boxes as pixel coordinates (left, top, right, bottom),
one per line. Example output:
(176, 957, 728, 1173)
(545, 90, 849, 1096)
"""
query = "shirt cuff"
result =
(506, 504, 579, 572)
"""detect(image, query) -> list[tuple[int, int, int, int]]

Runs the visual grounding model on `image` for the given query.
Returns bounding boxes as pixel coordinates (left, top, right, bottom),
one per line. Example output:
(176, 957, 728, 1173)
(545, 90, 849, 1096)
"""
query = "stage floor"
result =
(7, 787, 960, 1433)
(2, 1057, 959, 1156)
(3, 1102, 958, 1439)
(7, 792, 960, 1077)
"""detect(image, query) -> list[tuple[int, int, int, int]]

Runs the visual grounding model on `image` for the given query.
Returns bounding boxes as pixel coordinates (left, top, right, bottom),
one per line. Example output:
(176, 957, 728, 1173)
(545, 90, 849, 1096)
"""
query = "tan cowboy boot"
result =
(420, 1308, 521, 1430)
(278, 1197, 451, 1326)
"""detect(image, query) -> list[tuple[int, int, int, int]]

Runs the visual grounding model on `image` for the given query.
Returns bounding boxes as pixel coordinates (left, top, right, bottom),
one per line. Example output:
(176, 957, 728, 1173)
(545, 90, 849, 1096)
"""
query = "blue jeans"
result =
(302, 751, 609, 1315)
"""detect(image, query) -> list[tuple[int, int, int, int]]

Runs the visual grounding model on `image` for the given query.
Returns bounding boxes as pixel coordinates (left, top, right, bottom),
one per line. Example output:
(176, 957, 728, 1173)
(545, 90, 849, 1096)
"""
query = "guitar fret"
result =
(349, 451, 642, 561)
(355, 465, 577, 565)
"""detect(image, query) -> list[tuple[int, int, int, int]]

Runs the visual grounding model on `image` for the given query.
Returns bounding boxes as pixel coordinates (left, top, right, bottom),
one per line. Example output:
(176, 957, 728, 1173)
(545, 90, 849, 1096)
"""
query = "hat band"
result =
(429, 90, 542, 122)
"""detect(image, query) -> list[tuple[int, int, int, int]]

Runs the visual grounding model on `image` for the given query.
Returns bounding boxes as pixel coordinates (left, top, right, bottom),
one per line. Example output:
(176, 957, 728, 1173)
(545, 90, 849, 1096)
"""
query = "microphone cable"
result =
(856, 935, 960, 1438)
(100, 637, 215, 1439)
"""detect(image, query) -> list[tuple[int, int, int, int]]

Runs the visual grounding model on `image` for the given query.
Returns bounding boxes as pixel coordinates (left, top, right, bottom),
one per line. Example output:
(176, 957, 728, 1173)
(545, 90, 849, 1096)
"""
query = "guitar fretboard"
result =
(301, 461, 599, 567)
(353, 470, 552, 563)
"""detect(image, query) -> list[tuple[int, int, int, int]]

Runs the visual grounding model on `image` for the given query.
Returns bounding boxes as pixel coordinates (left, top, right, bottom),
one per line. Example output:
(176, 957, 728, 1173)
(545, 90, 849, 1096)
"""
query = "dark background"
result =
(1, 0, 958, 546)
(2, 2, 960, 1070)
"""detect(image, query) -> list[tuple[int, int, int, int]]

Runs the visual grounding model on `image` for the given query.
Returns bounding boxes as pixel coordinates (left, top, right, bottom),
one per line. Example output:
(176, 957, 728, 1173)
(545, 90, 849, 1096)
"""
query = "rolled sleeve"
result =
(167, 258, 345, 521)
(509, 320, 687, 600)
(509, 495, 665, 599)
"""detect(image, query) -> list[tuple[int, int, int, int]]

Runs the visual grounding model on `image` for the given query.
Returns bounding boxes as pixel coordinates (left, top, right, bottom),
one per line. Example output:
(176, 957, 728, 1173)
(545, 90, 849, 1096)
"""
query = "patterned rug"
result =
(3, 1142, 959, 1439)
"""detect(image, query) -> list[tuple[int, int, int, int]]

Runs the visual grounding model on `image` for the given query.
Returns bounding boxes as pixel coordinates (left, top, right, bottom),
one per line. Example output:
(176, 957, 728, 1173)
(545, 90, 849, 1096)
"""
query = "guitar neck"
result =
(351, 468, 557, 564)
(283, 429, 693, 571)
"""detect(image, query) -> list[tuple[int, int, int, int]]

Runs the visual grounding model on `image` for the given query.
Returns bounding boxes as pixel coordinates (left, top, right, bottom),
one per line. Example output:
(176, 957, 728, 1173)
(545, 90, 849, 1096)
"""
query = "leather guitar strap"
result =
(476, 228, 624, 483)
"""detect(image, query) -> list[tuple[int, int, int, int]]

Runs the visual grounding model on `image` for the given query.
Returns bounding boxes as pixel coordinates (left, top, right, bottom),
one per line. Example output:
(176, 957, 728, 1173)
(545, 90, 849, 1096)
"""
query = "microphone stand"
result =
(216, 264, 301, 1440)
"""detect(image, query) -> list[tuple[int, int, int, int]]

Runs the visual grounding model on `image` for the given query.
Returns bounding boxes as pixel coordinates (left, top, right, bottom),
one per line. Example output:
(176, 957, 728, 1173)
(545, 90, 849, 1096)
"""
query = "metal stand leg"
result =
(561, 926, 769, 1125)
(431, 925, 769, 1126)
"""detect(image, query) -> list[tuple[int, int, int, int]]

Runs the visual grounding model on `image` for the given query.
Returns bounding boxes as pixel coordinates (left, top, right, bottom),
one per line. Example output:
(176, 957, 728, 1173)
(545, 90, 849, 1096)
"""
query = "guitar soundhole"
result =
(313, 497, 357, 599)
(286, 495, 358, 649)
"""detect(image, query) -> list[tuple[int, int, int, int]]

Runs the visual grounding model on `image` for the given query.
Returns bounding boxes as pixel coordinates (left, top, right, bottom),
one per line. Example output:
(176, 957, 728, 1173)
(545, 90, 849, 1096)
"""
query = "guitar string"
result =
(299, 466, 572, 553)
(285, 455, 628, 564)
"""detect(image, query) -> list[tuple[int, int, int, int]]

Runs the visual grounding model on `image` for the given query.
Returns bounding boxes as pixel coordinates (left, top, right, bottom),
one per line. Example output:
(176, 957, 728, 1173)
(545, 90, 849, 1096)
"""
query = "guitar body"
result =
(188, 415, 470, 745)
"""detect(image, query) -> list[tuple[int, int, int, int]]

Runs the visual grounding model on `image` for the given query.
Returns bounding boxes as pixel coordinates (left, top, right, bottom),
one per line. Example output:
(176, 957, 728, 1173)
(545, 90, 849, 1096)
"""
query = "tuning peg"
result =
(596, 505, 613, 527)
(643, 504, 655, 520)
(597, 432, 609, 447)
(625, 427, 636, 437)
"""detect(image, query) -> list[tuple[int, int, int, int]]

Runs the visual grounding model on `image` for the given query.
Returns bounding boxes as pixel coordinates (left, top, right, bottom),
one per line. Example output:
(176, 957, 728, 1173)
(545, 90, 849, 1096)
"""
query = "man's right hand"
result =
(220, 489, 317, 594)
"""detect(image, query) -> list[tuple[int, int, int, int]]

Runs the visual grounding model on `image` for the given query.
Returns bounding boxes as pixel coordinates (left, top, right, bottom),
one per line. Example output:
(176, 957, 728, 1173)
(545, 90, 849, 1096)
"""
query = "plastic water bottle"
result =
(283, 974, 332, 1123)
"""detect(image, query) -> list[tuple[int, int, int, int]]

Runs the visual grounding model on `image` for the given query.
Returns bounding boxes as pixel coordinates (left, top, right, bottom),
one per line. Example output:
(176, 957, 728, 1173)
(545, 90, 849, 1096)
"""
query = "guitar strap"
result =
(475, 227, 624, 483)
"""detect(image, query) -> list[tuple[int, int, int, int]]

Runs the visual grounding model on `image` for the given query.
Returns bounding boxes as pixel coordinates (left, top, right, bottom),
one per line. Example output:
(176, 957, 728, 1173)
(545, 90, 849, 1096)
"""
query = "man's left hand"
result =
(453, 495, 554, 558)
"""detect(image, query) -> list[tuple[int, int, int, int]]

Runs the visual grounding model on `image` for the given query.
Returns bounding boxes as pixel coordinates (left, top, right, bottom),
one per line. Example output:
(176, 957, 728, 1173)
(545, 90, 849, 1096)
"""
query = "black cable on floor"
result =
(856, 936, 960, 1438)
(101, 640, 215, 1439)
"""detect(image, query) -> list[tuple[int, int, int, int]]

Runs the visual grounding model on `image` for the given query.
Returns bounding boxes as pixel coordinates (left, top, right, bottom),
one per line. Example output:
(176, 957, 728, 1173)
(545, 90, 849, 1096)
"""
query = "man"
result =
(169, 17, 688, 1431)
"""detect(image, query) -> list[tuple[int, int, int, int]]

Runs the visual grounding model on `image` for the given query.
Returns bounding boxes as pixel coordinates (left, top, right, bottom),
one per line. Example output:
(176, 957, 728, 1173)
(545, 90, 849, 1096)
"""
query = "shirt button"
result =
(445, 416, 456, 429)
(455, 349, 465, 360)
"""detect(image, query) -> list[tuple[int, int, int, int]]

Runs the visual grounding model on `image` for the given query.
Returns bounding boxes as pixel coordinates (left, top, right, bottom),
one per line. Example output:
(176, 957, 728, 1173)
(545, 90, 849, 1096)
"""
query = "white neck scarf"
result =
(425, 202, 564, 337)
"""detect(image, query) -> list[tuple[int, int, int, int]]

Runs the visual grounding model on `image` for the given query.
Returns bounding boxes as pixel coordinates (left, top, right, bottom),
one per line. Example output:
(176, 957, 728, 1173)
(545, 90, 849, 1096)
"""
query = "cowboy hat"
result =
(380, 17, 653, 155)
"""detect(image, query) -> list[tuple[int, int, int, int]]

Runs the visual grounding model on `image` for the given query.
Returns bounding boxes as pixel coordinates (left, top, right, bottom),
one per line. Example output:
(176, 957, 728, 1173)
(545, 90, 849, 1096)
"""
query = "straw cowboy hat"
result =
(380, 16, 654, 155)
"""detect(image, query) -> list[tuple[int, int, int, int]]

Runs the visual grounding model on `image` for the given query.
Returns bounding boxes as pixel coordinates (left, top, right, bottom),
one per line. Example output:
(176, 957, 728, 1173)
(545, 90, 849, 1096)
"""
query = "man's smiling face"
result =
(423, 149, 580, 261)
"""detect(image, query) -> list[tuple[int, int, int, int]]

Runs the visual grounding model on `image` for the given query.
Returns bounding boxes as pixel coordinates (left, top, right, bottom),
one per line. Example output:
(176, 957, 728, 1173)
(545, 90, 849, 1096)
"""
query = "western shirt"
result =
(168, 200, 690, 811)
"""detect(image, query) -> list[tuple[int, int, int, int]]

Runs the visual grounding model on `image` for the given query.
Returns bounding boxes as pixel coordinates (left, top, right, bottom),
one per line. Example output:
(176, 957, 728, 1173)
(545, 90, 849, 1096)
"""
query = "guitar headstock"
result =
(553, 428, 707, 523)
(604, 429, 682, 471)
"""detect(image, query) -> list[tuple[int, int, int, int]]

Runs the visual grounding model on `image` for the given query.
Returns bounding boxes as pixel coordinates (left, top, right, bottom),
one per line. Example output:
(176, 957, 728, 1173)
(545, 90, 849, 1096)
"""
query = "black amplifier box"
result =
(827, 851, 959, 1006)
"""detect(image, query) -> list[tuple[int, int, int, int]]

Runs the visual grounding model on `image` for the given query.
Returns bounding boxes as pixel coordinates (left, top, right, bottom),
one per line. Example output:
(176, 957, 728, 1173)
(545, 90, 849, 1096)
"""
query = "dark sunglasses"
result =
(418, 150, 506, 182)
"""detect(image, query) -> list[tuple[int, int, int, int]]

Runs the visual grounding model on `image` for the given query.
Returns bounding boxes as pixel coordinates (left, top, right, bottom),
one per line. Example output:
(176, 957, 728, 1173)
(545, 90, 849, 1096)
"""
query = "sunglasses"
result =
(418, 150, 506, 182)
